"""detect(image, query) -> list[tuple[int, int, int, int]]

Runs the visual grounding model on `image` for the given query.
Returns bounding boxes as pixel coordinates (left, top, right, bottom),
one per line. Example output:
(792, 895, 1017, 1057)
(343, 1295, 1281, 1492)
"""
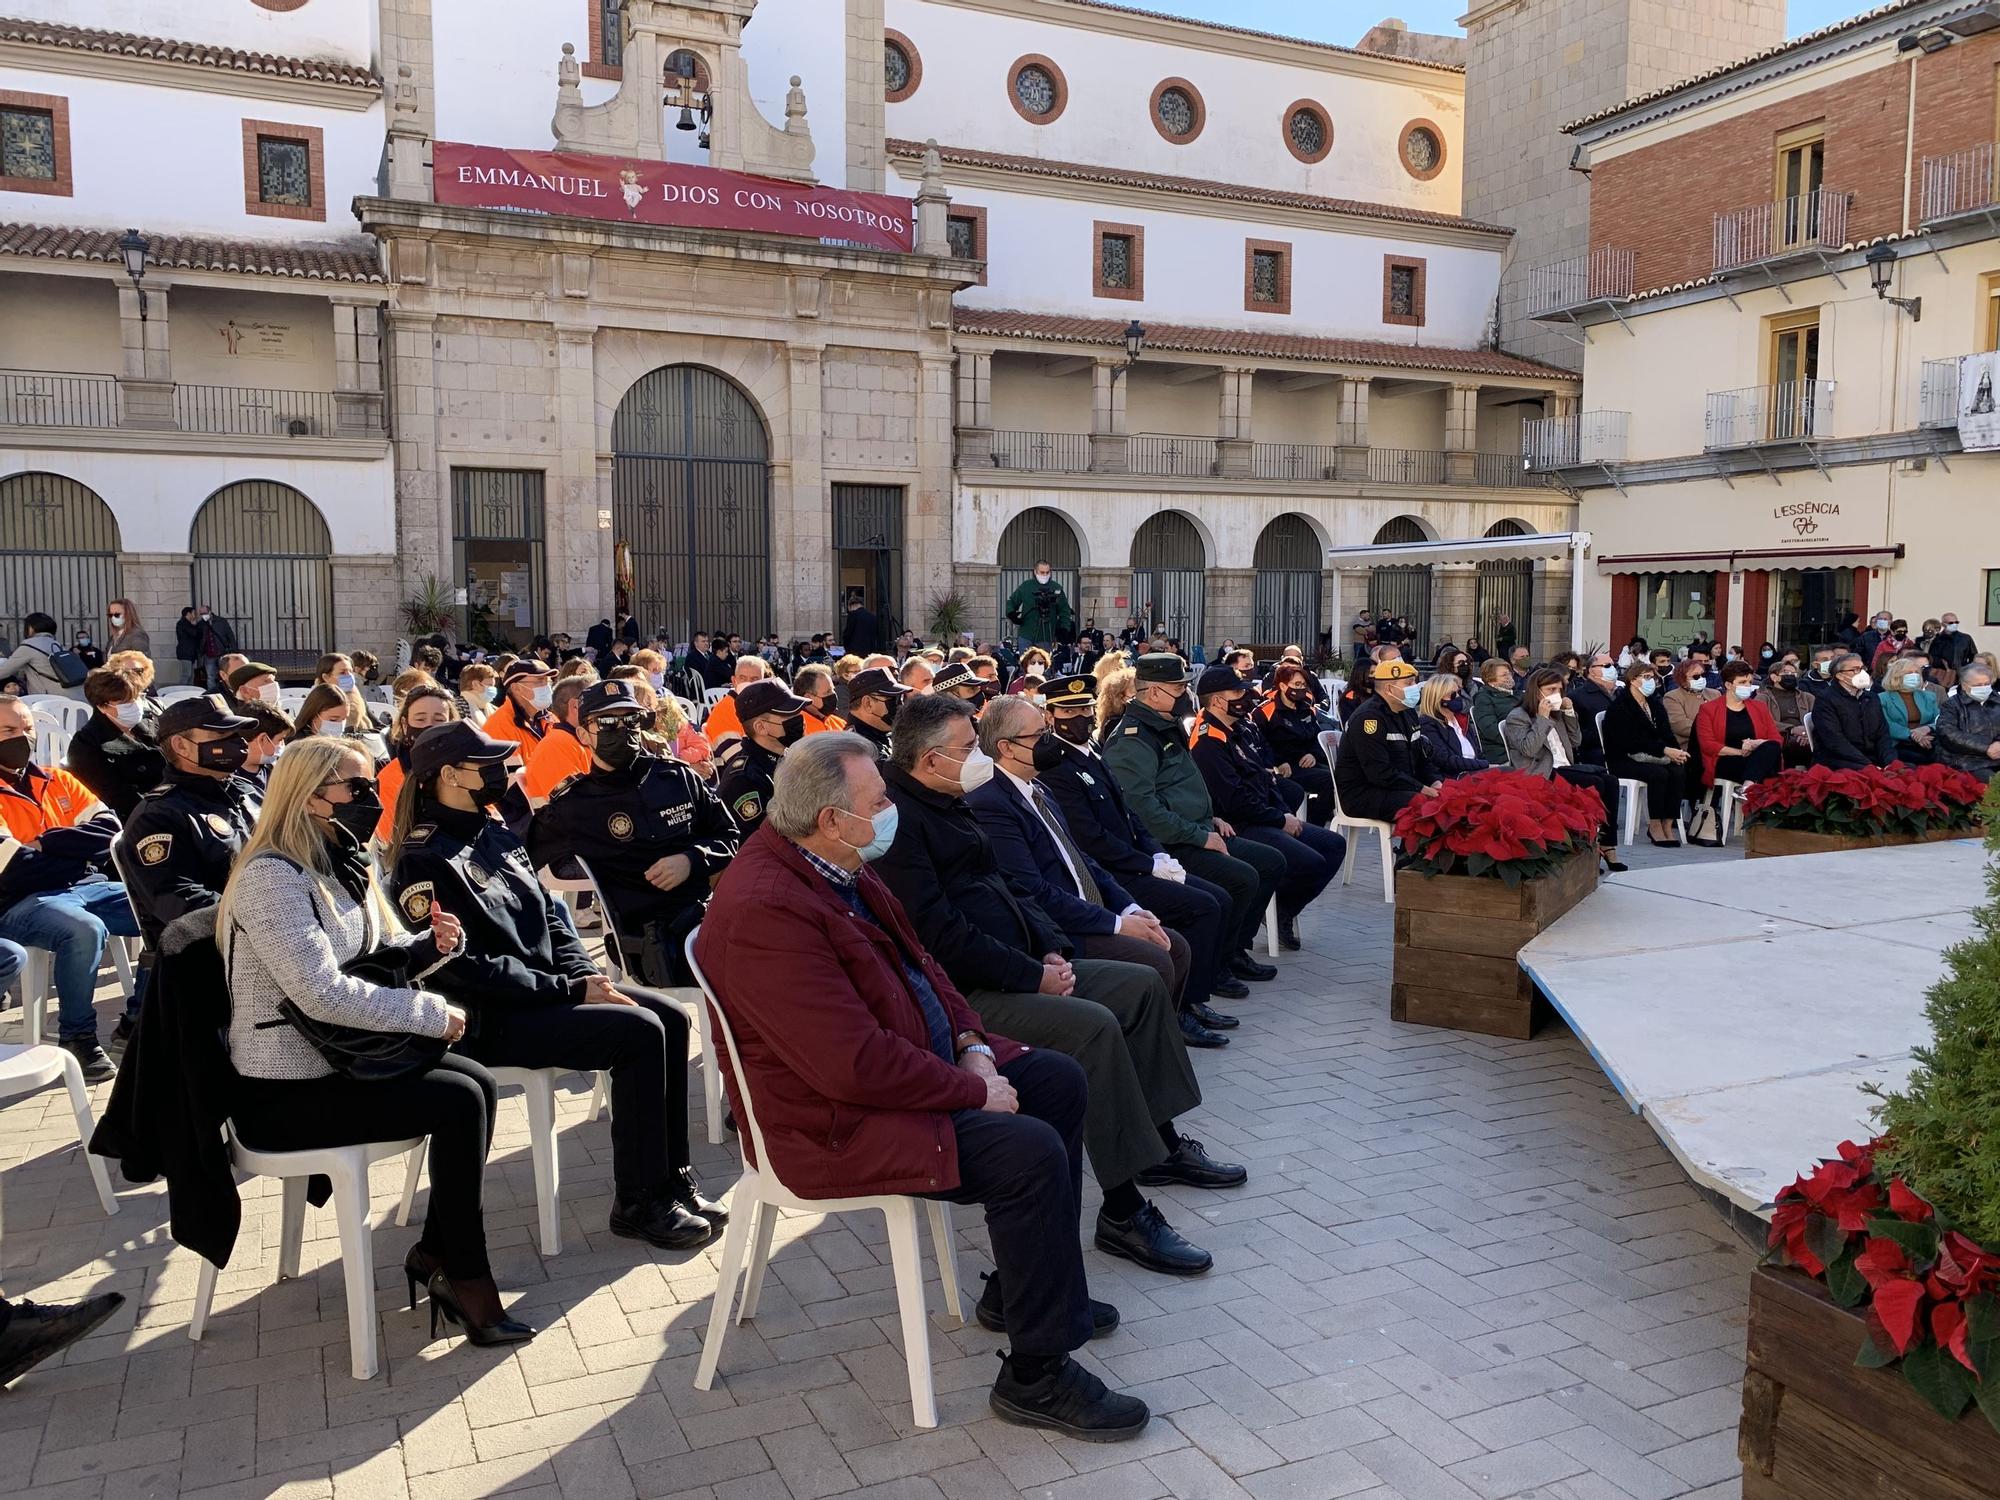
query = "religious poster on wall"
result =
(1959, 351, 2000, 452)
(216, 319, 294, 359)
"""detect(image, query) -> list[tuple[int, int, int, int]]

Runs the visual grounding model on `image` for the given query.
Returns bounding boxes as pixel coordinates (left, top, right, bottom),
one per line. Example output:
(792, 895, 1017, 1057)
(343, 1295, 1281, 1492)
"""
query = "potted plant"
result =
(1741, 763, 1987, 858)
(926, 589, 970, 642)
(1743, 785, 2000, 1495)
(400, 573, 458, 640)
(1388, 769, 1602, 1039)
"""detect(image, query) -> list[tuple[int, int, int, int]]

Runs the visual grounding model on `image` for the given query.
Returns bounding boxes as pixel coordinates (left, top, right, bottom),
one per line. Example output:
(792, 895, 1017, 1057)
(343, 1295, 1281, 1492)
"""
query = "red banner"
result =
(432, 143, 915, 253)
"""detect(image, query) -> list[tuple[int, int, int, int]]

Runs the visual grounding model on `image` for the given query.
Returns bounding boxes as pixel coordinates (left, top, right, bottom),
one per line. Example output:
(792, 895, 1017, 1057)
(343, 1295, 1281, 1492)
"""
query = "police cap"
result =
(1042, 674, 1095, 709)
(1195, 665, 1246, 701)
(156, 694, 256, 741)
(737, 680, 809, 722)
(409, 721, 515, 781)
(579, 678, 651, 721)
(1134, 653, 1191, 685)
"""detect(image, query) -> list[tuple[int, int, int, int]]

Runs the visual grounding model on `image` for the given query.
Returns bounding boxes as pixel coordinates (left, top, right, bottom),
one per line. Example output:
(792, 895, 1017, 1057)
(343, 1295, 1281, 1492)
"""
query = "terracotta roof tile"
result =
(0, 223, 385, 283)
(953, 307, 1578, 382)
(887, 139, 1510, 237)
(0, 14, 380, 92)
(1035, 0, 1464, 74)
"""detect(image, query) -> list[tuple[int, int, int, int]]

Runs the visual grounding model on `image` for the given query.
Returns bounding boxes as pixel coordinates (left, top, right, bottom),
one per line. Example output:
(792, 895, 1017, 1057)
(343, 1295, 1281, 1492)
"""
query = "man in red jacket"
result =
(695, 732, 1149, 1443)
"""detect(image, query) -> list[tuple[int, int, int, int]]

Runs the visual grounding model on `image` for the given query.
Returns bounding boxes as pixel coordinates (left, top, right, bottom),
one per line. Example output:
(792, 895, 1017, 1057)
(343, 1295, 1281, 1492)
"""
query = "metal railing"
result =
(1920, 143, 1998, 224)
(1527, 248, 1637, 316)
(1367, 447, 1447, 486)
(1705, 380, 1835, 449)
(987, 429, 1091, 472)
(1131, 433, 1220, 478)
(174, 384, 339, 437)
(1251, 442, 1342, 481)
(0, 370, 120, 428)
(1472, 451, 1536, 488)
(1522, 411, 1629, 470)
(1920, 357, 1970, 429)
(1713, 189, 1849, 272)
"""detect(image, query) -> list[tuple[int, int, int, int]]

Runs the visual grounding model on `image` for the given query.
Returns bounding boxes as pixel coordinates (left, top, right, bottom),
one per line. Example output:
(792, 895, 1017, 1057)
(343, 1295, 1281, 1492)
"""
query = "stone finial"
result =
(392, 63, 417, 120)
(915, 138, 951, 258)
(553, 42, 584, 146)
(785, 75, 809, 135)
(920, 139, 943, 193)
(558, 42, 581, 90)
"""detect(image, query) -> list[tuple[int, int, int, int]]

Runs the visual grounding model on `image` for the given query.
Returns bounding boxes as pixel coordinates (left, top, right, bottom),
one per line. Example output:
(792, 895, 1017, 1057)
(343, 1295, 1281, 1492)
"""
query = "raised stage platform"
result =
(1518, 839, 1987, 1214)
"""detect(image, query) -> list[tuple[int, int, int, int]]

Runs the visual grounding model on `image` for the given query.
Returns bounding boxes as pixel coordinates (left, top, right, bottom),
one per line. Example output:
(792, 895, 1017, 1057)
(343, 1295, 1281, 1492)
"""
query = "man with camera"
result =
(1005, 562, 1074, 649)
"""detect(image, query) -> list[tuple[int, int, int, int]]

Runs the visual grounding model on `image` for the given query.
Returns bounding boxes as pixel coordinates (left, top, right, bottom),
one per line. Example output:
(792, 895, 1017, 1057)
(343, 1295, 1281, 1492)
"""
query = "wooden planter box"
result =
(1739, 1264, 2000, 1498)
(1390, 850, 1597, 1040)
(1743, 824, 1981, 859)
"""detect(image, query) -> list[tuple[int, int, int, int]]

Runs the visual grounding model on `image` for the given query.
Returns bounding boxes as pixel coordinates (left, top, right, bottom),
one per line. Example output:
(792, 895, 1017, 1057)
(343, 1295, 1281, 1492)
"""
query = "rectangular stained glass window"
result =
(599, 0, 624, 67)
(1252, 250, 1284, 303)
(1389, 265, 1417, 317)
(1101, 234, 1133, 290)
(257, 135, 311, 206)
(947, 215, 977, 260)
(0, 107, 55, 180)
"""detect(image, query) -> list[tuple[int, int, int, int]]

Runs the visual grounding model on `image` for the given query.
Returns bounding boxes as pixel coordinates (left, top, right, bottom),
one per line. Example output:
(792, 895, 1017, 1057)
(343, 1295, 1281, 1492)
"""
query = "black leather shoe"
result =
(1094, 1202, 1213, 1275)
(975, 1273, 1118, 1339)
(677, 1167, 728, 1225)
(1277, 917, 1301, 951)
(1177, 1010, 1228, 1048)
(0, 1292, 124, 1386)
(109, 1013, 137, 1049)
(1136, 1138, 1248, 1190)
(1229, 952, 1278, 982)
(1188, 1001, 1238, 1030)
(610, 1189, 715, 1250)
(990, 1353, 1149, 1442)
(61, 1037, 115, 1083)
(1209, 976, 1251, 1001)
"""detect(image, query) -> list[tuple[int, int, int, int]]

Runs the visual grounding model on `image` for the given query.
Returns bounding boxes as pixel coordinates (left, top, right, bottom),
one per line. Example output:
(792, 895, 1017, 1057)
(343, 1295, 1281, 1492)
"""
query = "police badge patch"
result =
(136, 833, 172, 866)
(732, 794, 761, 822)
(607, 812, 635, 840)
(400, 882, 435, 922)
(204, 814, 234, 838)
(463, 862, 491, 891)
(1364, 719, 1380, 735)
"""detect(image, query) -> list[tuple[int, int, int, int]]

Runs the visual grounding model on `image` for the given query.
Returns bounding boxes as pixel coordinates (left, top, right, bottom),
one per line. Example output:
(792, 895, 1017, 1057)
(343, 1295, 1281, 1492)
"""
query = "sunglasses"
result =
(317, 775, 376, 799)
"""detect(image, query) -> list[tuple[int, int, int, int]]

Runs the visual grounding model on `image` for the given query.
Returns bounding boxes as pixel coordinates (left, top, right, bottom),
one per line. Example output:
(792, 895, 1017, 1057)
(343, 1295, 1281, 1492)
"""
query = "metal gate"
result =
(996, 506, 1080, 643)
(0, 473, 122, 649)
(1252, 514, 1321, 646)
(832, 483, 905, 637)
(452, 468, 546, 648)
(1130, 512, 1206, 647)
(613, 366, 770, 644)
(189, 481, 332, 670)
(1368, 516, 1432, 655)
(1475, 519, 1534, 650)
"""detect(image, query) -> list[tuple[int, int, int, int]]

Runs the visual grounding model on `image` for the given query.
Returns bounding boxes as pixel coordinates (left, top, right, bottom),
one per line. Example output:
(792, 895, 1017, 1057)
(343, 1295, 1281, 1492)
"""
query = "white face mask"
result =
(1851, 671, 1873, 692)
(256, 682, 281, 706)
(1542, 695, 1562, 714)
(1970, 684, 1994, 702)
(530, 684, 554, 712)
(111, 700, 144, 728)
(109, 613, 124, 628)
(1732, 684, 1754, 701)
(317, 719, 348, 737)
(1901, 673, 1923, 691)
(1596, 665, 1616, 682)
(1875, 619, 1891, 632)
(335, 673, 356, 692)
(947, 744, 995, 794)
(1035, 572, 1051, 583)
(1944, 623, 1959, 634)
(649, 671, 665, 692)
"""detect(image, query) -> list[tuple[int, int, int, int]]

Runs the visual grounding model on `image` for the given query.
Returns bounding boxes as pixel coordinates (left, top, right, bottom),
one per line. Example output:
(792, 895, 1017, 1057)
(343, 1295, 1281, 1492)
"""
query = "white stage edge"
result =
(1519, 840, 1986, 1215)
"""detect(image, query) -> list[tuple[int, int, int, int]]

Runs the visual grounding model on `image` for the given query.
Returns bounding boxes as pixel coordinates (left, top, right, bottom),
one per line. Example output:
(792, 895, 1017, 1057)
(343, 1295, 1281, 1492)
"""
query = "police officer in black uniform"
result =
(1332, 657, 1439, 825)
(527, 679, 741, 987)
(929, 661, 985, 711)
(843, 666, 908, 760)
(713, 679, 808, 836)
(387, 720, 721, 1250)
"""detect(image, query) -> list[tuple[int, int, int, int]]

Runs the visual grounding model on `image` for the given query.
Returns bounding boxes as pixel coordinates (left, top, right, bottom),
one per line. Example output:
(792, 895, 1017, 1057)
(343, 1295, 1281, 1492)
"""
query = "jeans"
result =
(0, 938, 24, 993)
(0, 882, 141, 1042)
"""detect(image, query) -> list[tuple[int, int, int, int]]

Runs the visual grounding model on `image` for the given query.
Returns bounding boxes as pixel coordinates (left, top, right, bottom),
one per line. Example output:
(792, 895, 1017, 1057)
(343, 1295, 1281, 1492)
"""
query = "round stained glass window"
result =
(1015, 64, 1058, 117)
(1404, 126, 1441, 173)
(1157, 87, 1195, 138)
(884, 41, 911, 95)
(1289, 108, 1326, 157)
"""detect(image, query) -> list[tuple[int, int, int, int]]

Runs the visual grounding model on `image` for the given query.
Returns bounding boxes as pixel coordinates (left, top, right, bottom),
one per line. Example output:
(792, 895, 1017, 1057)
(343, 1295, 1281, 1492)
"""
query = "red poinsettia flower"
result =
(1855, 1236, 1926, 1355)
(1766, 1197, 1826, 1276)
(1888, 1178, 1935, 1223)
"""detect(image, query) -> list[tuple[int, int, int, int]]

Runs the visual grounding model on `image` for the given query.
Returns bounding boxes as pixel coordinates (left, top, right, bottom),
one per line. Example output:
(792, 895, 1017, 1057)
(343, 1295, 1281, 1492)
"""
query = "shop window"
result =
(1094, 221, 1143, 301)
(1245, 239, 1292, 315)
(0, 91, 70, 196)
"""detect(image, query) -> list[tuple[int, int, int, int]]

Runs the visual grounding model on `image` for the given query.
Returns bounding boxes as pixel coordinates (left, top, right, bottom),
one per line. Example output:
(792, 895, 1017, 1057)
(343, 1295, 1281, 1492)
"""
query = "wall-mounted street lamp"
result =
(117, 228, 151, 323)
(1865, 242, 1922, 321)
(1110, 320, 1147, 384)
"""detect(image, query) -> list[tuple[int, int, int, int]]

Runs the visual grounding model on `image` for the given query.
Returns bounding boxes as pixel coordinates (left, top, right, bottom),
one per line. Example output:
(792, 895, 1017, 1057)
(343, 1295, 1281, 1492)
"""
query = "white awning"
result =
(1323, 531, 1591, 570)
(1594, 545, 1904, 575)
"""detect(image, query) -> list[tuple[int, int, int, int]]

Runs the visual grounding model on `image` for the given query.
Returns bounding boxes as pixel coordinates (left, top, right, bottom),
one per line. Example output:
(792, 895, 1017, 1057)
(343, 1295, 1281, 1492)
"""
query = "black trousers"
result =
(1554, 765, 1617, 846)
(1286, 763, 1336, 825)
(1172, 841, 1283, 953)
(924, 1049, 1090, 1358)
(1607, 757, 1685, 821)
(232, 1054, 498, 1279)
(1235, 822, 1347, 922)
(1075, 929, 1191, 1012)
(1341, 783, 1421, 826)
(457, 987, 691, 1199)
(1123, 871, 1228, 1009)
(1273, 776, 1307, 815)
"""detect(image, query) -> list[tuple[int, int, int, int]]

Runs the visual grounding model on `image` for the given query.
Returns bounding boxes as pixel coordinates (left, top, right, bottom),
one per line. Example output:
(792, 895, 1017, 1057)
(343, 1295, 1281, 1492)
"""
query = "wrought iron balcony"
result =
(1919, 143, 1998, 225)
(1712, 189, 1850, 273)
(0, 370, 120, 428)
(1522, 412, 1628, 471)
(0, 371, 374, 440)
(1919, 356, 1995, 430)
(1367, 447, 1447, 486)
(1131, 433, 1220, 478)
(987, 429, 1091, 472)
(174, 385, 340, 437)
(1705, 380, 1835, 450)
(1527, 248, 1637, 317)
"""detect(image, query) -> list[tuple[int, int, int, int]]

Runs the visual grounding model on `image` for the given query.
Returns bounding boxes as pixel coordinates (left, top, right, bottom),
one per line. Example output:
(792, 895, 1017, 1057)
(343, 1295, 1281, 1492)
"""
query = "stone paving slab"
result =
(0, 833, 1753, 1498)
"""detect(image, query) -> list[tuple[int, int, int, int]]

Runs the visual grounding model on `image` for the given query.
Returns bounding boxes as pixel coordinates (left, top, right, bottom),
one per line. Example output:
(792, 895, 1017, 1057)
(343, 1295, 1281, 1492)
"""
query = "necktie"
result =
(1031, 784, 1103, 907)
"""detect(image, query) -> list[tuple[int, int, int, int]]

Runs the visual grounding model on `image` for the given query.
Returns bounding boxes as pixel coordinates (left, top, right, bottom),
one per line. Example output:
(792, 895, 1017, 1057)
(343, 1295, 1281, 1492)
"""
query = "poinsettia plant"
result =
(1742, 762, 1986, 839)
(1393, 768, 1601, 886)
(1766, 1138, 2000, 1429)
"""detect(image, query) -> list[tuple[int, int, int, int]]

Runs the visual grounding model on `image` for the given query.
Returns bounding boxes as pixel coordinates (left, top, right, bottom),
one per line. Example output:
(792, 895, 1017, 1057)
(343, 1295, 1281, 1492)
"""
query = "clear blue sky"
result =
(1140, 0, 1873, 43)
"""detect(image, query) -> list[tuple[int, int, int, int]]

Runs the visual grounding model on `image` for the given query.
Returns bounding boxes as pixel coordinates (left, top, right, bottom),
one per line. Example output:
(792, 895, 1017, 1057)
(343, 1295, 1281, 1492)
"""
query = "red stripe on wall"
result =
(1611, 574, 1639, 649)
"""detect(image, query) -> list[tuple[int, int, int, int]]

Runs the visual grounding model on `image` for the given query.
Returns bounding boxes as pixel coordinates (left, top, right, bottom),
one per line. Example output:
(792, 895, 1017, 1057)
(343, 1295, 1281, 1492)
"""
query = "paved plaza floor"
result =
(1, 833, 1756, 1500)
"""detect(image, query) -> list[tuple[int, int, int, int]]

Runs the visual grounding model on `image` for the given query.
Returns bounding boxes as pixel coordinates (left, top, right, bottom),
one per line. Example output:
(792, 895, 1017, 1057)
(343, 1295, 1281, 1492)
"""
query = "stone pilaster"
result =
(1335, 377, 1370, 482)
(1446, 383, 1480, 485)
(785, 342, 827, 632)
(1079, 568, 1126, 636)
(845, 0, 887, 192)
(549, 325, 601, 629)
(333, 554, 403, 663)
(913, 352, 956, 626)
(117, 283, 174, 430)
(953, 563, 1000, 642)
(1090, 359, 1130, 474)
(1216, 368, 1254, 479)
(387, 308, 445, 597)
(116, 554, 193, 678)
(1433, 567, 1479, 656)
(1206, 569, 1256, 652)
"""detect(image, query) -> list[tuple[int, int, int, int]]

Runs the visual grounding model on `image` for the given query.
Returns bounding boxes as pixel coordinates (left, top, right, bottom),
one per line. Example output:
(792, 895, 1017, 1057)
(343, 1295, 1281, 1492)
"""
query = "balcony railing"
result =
(1131, 433, 1220, 478)
(1473, 451, 1535, 488)
(989, 429, 1090, 472)
(1251, 442, 1341, 481)
(1705, 380, 1835, 450)
(1920, 356, 1977, 430)
(1368, 447, 1447, 486)
(1522, 412, 1629, 471)
(0, 370, 120, 428)
(174, 384, 340, 437)
(1713, 189, 1850, 272)
(1920, 143, 1998, 224)
(1527, 248, 1637, 316)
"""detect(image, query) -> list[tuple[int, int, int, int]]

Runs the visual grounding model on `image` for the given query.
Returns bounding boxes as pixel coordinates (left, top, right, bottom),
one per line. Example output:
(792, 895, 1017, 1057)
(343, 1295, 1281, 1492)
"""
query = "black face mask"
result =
(323, 786, 382, 844)
(1169, 691, 1193, 719)
(877, 694, 903, 725)
(777, 713, 806, 747)
(814, 692, 836, 718)
(1031, 734, 1068, 773)
(1051, 713, 1095, 746)
(196, 736, 249, 774)
(0, 736, 31, 773)
(1778, 675, 1799, 691)
(1225, 695, 1252, 721)
(593, 721, 643, 771)
(464, 763, 511, 807)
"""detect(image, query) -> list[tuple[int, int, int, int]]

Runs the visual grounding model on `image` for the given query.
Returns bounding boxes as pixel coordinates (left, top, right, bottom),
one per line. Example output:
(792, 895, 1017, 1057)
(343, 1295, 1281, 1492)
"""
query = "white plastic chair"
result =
(20, 695, 88, 733)
(686, 932, 961, 1428)
(189, 1125, 425, 1380)
(155, 685, 204, 705)
(1714, 780, 1746, 843)
(702, 685, 731, 710)
(1316, 728, 1341, 764)
(277, 687, 311, 716)
(1330, 784, 1396, 904)
(10, 940, 140, 1046)
(1596, 710, 1687, 847)
(0, 1043, 118, 1215)
(397, 1066, 567, 1256)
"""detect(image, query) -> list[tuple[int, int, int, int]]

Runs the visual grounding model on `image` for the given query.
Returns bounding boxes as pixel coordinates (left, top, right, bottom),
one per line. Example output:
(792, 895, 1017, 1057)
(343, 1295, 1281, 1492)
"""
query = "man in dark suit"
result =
(875, 693, 1242, 1277)
(967, 695, 1222, 1049)
(842, 595, 882, 658)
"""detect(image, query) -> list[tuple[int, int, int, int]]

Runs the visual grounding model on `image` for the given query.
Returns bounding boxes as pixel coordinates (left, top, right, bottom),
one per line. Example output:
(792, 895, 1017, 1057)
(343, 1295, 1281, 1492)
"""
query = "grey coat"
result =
(1502, 703, 1584, 780)
(1936, 693, 2000, 780)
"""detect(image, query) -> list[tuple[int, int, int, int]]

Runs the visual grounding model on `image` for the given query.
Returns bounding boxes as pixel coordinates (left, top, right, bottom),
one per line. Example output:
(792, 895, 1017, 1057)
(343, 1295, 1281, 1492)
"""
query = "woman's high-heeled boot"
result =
(426, 1270, 536, 1347)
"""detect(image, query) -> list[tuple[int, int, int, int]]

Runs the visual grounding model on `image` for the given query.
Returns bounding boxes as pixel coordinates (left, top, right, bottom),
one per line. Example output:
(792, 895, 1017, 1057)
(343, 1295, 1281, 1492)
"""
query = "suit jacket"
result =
(966, 773, 1133, 942)
(1037, 739, 1163, 883)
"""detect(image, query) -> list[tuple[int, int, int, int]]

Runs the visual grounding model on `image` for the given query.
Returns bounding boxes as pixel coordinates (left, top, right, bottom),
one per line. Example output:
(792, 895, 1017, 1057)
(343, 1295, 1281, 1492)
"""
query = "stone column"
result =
(1216, 367, 1254, 479)
(954, 349, 993, 469)
(844, 0, 887, 192)
(784, 342, 827, 636)
(550, 325, 602, 629)
(913, 352, 957, 626)
(332, 302, 386, 437)
(117, 284, 174, 430)
(1445, 383, 1480, 485)
(914, 141, 950, 257)
(1089, 358, 1130, 474)
(387, 308, 446, 598)
(1335, 377, 1370, 483)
